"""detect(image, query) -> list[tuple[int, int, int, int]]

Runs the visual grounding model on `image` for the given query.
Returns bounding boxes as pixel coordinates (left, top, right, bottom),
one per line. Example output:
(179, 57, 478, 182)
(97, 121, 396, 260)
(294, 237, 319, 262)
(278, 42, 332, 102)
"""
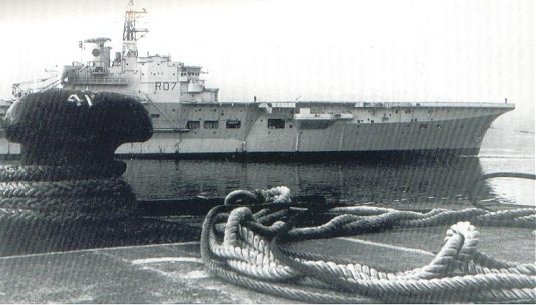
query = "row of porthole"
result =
(354, 117, 439, 123)
(355, 123, 453, 134)
(354, 123, 448, 128)
(190, 123, 467, 135)
(193, 109, 246, 113)
(366, 109, 445, 115)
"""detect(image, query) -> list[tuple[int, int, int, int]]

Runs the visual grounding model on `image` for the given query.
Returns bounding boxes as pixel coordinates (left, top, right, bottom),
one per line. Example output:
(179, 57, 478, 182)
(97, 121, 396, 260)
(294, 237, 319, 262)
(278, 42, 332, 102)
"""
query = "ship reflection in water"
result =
(124, 156, 534, 209)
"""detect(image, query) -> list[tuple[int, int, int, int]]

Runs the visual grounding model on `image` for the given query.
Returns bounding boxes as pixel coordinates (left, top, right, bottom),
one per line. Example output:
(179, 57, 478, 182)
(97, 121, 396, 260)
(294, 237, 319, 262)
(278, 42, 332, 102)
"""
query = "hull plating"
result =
(0, 105, 511, 159)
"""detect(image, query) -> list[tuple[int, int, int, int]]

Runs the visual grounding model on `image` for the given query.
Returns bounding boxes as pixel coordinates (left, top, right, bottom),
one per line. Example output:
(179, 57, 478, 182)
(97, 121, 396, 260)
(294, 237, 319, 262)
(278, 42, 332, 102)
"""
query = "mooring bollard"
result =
(4, 89, 152, 170)
(0, 89, 198, 256)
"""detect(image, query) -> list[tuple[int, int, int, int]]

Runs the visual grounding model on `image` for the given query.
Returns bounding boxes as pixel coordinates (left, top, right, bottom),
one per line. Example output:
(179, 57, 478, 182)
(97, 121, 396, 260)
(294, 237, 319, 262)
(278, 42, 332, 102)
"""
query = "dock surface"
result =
(0, 224, 533, 303)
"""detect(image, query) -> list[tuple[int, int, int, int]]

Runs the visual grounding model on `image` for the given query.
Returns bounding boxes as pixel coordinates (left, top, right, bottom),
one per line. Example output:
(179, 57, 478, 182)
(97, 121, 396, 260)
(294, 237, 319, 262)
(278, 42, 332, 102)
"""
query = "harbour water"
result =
(124, 128, 535, 208)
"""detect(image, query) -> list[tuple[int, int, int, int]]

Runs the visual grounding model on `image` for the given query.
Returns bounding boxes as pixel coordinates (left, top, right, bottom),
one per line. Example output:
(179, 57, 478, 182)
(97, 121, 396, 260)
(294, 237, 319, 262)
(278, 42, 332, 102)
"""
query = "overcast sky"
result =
(0, 0, 534, 131)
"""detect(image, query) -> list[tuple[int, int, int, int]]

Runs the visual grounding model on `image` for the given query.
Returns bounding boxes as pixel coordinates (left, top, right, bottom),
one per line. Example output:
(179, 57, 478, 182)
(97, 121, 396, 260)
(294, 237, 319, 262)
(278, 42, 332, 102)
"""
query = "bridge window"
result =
(226, 120, 241, 129)
(267, 118, 285, 129)
(187, 121, 200, 129)
(204, 120, 219, 129)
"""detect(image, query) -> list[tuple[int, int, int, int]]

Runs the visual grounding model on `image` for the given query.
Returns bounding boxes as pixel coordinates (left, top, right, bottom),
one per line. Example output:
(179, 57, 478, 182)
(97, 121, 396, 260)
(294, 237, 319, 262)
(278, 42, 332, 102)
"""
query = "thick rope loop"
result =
(0, 165, 200, 255)
(0, 163, 126, 181)
(0, 179, 134, 198)
(201, 186, 536, 303)
(224, 186, 292, 205)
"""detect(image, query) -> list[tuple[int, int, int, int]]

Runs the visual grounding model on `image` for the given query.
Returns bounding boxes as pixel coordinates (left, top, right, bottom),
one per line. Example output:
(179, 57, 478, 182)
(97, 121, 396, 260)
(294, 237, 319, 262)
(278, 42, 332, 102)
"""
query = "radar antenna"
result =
(122, 0, 148, 58)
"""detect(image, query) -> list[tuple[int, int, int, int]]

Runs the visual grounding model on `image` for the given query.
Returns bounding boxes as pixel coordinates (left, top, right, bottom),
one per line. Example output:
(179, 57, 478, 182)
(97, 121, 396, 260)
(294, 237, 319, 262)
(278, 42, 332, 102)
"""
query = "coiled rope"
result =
(201, 186, 536, 303)
(0, 164, 200, 256)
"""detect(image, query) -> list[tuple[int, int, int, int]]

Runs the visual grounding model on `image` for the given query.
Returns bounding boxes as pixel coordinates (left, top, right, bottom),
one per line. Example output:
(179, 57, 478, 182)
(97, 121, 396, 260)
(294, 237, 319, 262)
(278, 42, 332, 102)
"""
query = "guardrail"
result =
(70, 77, 129, 85)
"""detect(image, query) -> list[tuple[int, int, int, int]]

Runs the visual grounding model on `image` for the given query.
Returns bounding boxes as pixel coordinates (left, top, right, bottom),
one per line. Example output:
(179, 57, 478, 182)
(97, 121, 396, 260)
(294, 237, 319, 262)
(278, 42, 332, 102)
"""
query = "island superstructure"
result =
(5, 0, 514, 159)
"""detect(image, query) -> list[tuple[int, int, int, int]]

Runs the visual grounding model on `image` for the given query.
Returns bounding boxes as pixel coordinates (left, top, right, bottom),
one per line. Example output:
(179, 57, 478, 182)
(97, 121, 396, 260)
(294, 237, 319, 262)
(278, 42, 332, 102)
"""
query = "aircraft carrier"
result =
(3, 0, 514, 159)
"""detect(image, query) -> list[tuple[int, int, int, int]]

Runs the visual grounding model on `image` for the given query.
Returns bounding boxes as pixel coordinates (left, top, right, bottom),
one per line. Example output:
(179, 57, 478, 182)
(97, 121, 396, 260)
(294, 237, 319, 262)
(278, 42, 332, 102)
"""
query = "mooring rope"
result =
(201, 186, 536, 303)
(0, 164, 200, 256)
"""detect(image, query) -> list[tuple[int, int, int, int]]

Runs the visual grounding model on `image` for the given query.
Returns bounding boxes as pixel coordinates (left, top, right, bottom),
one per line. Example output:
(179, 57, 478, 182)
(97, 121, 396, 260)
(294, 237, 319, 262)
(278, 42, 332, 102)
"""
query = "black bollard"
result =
(0, 89, 165, 256)
(4, 89, 152, 169)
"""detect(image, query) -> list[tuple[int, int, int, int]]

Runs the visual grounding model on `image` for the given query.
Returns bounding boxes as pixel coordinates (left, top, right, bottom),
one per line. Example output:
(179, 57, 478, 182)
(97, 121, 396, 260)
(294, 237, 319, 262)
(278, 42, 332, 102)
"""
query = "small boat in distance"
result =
(4, 0, 514, 160)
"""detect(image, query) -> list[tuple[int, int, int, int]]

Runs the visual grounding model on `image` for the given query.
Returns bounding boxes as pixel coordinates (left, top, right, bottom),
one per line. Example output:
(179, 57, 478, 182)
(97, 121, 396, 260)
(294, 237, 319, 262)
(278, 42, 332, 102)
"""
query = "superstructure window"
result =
(204, 120, 219, 129)
(267, 119, 285, 129)
(226, 120, 241, 129)
(187, 121, 200, 129)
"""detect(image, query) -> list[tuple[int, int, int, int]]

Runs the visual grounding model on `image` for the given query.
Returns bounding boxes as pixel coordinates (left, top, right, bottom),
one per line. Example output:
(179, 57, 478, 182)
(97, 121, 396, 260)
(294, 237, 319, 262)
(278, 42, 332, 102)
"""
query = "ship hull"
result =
(0, 105, 509, 160)
(111, 106, 507, 158)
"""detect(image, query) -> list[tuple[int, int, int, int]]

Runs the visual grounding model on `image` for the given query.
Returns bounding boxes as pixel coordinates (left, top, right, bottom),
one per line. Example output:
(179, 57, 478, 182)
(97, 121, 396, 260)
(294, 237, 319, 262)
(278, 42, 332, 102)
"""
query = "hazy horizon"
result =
(1, 0, 534, 132)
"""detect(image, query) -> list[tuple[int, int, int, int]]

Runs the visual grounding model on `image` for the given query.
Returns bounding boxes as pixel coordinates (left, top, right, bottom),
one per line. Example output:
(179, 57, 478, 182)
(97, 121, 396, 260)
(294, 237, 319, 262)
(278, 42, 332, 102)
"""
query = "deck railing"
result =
(70, 77, 129, 86)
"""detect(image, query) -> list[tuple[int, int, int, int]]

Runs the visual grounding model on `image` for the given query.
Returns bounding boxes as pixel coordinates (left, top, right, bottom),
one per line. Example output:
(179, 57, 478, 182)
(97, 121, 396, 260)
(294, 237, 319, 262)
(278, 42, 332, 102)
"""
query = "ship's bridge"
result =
(134, 55, 218, 103)
(83, 37, 112, 75)
(180, 66, 202, 81)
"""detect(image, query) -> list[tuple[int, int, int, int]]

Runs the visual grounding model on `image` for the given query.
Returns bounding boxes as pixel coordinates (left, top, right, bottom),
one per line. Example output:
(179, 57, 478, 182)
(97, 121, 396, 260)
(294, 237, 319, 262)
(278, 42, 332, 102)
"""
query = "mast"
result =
(122, 0, 148, 58)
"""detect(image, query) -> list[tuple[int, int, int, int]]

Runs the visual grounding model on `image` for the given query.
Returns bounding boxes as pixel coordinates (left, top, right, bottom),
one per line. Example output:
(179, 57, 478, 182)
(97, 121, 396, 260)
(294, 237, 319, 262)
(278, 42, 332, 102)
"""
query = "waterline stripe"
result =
(337, 237, 435, 256)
